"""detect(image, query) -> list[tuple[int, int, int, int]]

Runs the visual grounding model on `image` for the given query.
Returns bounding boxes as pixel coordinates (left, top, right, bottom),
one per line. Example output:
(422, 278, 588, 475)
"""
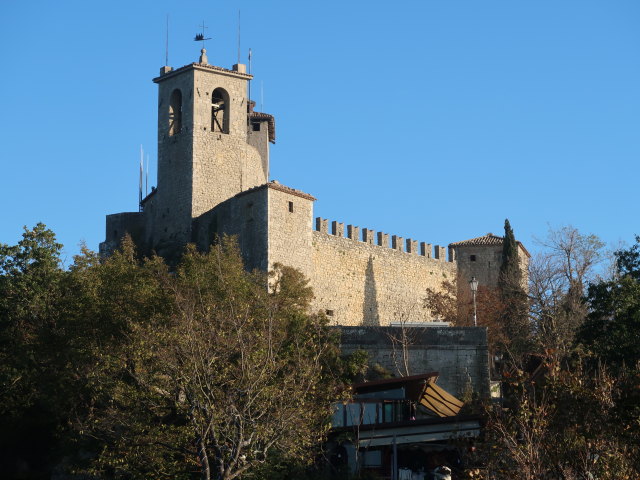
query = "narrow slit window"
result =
(288, 201, 294, 213)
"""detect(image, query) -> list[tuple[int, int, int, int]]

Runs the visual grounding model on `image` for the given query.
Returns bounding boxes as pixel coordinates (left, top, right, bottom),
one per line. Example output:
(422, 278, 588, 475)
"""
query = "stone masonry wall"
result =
(339, 326, 490, 399)
(310, 220, 457, 326)
(266, 187, 315, 280)
(454, 244, 530, 301)
(193, 186, 269, 271)
(154, 69, 196, 256)
(191, 67, 267, 219)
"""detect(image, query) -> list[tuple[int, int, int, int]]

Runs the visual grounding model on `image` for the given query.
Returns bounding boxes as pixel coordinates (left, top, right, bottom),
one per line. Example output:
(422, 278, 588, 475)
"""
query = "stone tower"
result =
(100, 50, 528, 330)
(101, 49, 275, 260)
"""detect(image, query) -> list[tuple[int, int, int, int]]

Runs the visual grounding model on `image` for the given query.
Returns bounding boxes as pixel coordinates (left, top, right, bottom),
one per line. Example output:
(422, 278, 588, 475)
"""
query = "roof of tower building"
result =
(249, 111, 276, 143)
(153, 62, 253, 83)
(236, 181, 316, 201)
(449, 233, 531, 257)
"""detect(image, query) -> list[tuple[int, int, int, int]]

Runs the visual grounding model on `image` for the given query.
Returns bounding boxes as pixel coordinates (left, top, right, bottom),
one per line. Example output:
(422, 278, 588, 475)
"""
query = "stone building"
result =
(100, 51, 529, 329)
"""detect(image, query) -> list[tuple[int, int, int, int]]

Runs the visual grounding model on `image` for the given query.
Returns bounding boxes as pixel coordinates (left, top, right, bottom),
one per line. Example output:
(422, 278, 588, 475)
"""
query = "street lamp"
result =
(469, 277, 478, 327)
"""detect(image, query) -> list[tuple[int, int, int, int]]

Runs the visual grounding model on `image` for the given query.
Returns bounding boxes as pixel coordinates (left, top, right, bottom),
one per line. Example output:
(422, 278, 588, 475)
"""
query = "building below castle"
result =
(100, 50, 529, 327)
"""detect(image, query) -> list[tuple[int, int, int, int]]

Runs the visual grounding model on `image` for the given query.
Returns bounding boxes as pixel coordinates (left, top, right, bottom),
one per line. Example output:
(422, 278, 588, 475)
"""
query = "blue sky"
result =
(1, 0, 638, 263)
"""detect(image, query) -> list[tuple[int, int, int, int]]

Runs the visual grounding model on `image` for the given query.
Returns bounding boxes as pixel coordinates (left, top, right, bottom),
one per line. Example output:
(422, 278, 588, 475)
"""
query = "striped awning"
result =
(419, 380, 464, 417)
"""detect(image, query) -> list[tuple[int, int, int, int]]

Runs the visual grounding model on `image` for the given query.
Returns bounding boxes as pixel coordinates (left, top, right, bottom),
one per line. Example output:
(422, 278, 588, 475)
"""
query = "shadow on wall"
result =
(363, 255, 380, 326)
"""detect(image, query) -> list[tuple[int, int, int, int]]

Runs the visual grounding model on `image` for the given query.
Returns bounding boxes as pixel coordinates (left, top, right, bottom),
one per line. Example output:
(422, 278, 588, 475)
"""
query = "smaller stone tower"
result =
(449, 233, 530, 302)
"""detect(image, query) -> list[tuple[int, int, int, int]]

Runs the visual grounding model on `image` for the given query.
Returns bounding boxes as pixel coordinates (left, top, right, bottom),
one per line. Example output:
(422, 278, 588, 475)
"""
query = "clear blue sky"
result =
(1, 0, 638, 264)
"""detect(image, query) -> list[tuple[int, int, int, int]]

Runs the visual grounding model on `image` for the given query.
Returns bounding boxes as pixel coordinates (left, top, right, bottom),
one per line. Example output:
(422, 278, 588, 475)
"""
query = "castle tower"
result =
(150, 50, 271, 257)
(101, 49, 275, 259)
(449, 233, 530, 303)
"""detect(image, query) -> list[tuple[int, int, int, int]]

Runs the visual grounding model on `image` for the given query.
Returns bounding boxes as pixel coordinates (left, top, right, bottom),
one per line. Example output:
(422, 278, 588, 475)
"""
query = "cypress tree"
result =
(499, 218, 522, 295)
(498, 219, 531, 357)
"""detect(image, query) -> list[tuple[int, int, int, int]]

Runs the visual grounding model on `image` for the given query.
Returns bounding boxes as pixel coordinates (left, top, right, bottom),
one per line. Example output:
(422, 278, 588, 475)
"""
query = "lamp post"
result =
(469, 276, 478, 327)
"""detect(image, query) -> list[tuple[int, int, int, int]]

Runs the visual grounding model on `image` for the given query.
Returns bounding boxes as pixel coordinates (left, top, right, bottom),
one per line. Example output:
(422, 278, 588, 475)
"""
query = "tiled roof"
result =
(249, 111, 276, 143)
(449, 233, 530, 257)
(236, 181, 316, 201)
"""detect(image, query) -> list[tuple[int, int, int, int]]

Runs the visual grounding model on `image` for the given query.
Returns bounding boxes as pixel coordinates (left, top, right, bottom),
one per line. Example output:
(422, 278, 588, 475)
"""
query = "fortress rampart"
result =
(101, 56, 528, 330)
(314, 218, 452, 262)
(308, 217, 457, 326)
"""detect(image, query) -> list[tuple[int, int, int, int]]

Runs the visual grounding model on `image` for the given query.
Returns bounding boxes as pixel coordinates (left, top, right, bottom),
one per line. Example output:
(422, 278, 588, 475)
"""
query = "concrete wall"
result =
(310, 220, 457, 326)
(339, 326, 490, 399)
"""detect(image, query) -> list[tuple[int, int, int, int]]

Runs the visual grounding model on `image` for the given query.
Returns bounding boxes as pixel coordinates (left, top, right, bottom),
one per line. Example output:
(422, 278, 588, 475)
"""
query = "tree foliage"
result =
(578, 236, 640, 369)
(0, 228, 344, 480)
(529, 226, 605, 355)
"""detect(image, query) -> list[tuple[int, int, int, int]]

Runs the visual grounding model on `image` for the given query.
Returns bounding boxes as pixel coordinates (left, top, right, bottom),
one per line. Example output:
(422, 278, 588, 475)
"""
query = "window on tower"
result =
(212, 88, 230, 134)
(168, 89, 182, 136)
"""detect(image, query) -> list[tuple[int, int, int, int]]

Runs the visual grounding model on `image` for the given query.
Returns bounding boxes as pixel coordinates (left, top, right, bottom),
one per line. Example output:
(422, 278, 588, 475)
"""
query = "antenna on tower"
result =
(237, 10, 241, 65)
(146, 153, 149, 196)
(261, 81, 264, 111)
(165, 14, 169, 66)
(139, 145, 143, 211)
(248, 48, 252, 103)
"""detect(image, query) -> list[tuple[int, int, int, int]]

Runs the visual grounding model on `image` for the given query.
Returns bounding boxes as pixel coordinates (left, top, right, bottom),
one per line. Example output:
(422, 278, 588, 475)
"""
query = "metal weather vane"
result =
(194, 21, 212, 48)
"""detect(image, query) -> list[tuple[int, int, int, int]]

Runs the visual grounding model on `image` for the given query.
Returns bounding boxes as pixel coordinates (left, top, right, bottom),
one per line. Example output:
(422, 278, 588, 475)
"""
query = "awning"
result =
(419, 380, 464, 417)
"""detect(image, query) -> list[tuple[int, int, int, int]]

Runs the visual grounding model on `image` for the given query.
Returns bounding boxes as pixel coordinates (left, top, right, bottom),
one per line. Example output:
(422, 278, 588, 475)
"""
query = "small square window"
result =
(288, 201, 294, 213)
(326, 309, 334, 317)
(470, 255, 477, 262)
(252, 122, 260, 131)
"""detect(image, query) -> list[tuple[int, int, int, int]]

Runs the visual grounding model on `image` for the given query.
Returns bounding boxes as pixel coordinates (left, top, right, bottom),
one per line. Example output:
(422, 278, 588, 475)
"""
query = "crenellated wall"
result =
(310, 217, 457, 326)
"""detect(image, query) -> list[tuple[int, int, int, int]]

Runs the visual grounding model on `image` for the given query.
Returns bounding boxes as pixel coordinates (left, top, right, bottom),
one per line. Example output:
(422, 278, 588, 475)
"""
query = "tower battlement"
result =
(101, 54, 527, 327)
(314, 217, 452, 262)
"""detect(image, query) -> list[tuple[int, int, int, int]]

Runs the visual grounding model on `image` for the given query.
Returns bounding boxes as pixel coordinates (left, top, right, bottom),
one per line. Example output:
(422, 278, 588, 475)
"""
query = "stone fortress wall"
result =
(101, 55, 528, 332)
(308, 218, 457, 326)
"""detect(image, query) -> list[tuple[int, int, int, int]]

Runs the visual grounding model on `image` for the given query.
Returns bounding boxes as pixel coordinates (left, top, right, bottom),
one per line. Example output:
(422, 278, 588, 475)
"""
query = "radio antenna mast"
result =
(165, 14, 169, 65)
(139, 145, 143, 211)
(237, 10, 241, 65)
(248, 48, 252, 103)
(146, 153, 149, 196)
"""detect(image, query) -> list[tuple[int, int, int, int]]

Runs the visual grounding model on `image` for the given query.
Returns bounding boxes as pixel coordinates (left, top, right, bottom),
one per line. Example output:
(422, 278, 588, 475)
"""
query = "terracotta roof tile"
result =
(449, 233, 530, 257)
(236, 181, 316, 201)
(249, 111, 276, 143)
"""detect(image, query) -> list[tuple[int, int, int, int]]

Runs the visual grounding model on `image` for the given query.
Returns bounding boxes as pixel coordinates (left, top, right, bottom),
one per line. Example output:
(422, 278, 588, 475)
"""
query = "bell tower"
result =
(150, 49, 272, 257)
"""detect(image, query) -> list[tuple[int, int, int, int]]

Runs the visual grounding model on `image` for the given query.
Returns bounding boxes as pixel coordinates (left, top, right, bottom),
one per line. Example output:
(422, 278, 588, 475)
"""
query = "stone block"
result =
(392, 235, 404, 251)
(377, 232, 389, 247)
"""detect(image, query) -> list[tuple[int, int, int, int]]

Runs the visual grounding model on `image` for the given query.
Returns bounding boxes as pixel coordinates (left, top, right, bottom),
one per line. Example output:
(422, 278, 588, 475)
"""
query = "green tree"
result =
(78, 237, 342, 480)
(498, 219, 531, 359)
(578, 236, 640, 369)
(0, 224, 69, 477)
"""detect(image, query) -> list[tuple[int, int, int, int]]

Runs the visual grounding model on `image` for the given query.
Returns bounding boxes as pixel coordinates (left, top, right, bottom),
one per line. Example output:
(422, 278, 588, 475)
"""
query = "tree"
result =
(0, 224, 69, 477)
(499, 219, 523, 295)
(578, 236, 640, 369)
(498, 219, 531, 359)
(529, 226, 605, 355)
(471, 355, 639, 479)
(80, 238, 342, 480)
